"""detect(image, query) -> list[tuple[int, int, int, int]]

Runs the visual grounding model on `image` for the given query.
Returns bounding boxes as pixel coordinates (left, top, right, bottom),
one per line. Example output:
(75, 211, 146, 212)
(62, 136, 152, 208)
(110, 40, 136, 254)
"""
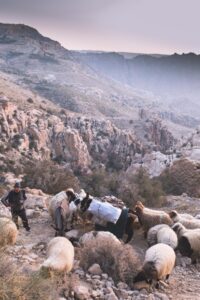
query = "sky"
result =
(0, 0, 199, 54)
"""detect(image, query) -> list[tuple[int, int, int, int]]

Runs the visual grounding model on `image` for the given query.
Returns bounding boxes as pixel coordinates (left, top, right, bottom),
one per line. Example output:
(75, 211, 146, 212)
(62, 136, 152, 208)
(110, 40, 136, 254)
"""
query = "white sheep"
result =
(134, 243, 176, 287)
(169, 210, 195, 222)
(172, 222, 200, 264)
(0, 217, 18, 247)
(169, 211, 200, 229)
(157, 227, 178, 249)
(79, 230, 121, 246)
(147, 224, 169, 246)
(41, 237, 74, 275)
(179, 231, 200, 264)
(147, 224, 178, 249)
(172, 222, 200, 238)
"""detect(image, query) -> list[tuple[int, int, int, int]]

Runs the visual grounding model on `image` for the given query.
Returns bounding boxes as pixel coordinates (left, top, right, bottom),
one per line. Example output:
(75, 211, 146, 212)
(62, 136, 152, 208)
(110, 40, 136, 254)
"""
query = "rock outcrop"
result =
(0, 99, 143, 172)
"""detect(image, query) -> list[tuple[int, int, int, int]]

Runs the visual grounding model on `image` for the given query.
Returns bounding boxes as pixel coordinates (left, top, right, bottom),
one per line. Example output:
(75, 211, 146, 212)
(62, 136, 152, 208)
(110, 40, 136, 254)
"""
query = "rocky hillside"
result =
(0, 23, 197, 141)
(0, 69, 178, 178)
(0, 97, 144, 173)
(0, 23, 149, 120)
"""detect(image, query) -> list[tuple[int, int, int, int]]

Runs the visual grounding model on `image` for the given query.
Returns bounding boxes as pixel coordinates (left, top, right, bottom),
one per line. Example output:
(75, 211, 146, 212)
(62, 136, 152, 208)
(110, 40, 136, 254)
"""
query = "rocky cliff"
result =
(0, 97, 144, 172)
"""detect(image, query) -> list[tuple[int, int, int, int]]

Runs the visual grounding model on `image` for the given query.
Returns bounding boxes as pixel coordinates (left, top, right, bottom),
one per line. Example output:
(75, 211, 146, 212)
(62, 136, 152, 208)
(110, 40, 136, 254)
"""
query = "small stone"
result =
(88, 263, 103, 275)
(65, 229, 79, 240)
(102, 273, 108, 280)
(106, 281, 113, 288)
(147, 294, 155, 300)
(93, 279, 102, 287)
(113, 287, 129, 299)
(117, 282, 129, 290)
(73, 285, 91, 300)
(92, 290, 100, 298)
(105, 287, 114, 294)
(75, 269, 85, 277)
(154, 292, 169, 300)
(105, 292, 118, 300)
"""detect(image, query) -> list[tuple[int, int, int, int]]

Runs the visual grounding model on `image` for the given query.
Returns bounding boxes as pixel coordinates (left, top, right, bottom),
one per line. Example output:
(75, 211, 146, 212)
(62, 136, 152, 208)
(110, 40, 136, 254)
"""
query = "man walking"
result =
(1, 182, 30, 231)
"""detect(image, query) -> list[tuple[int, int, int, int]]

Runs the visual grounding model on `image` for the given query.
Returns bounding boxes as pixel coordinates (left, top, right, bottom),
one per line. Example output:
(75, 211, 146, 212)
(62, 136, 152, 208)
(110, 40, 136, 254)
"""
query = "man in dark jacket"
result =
(1, 182, 30, 231)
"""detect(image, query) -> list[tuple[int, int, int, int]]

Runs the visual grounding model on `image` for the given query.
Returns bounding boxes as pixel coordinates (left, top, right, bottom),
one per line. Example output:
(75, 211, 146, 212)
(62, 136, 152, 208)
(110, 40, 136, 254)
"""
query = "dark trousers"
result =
(11, 208, 29, 230)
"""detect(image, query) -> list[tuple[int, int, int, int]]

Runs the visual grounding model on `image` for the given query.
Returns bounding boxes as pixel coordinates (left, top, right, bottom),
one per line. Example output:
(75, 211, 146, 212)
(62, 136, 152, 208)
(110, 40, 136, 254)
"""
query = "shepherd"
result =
(1, 182, 30, 232)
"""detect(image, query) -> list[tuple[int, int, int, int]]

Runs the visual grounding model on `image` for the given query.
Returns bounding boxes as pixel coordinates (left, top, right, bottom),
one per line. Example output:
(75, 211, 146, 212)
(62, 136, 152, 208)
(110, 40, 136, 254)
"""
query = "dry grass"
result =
(80, 239, 141, 287)
(0, 249, 77, 300)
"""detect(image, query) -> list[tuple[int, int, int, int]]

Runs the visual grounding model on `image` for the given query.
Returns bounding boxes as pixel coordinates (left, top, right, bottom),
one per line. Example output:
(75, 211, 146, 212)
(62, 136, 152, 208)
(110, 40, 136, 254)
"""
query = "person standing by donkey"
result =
(1, 182, 31, 232)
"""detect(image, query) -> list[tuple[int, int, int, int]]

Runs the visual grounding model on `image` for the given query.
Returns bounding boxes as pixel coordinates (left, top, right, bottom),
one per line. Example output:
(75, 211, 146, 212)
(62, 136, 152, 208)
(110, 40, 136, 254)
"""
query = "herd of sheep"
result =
(1, 189, 200, 291)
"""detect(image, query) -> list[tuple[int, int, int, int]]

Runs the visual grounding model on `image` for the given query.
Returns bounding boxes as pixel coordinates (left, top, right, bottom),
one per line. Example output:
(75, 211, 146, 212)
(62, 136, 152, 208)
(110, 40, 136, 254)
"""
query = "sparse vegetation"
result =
(160, 158, 200, 197)
(23, 160, 79, 194)
(80, 239, 141, 286)
(0, 249, 76, 300)
(116, 167, 166, 208)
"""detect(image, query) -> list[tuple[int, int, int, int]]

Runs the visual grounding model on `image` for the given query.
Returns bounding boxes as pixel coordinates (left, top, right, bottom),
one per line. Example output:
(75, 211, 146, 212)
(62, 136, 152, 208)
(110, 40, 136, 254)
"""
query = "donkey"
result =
(79, 193, 139, 243)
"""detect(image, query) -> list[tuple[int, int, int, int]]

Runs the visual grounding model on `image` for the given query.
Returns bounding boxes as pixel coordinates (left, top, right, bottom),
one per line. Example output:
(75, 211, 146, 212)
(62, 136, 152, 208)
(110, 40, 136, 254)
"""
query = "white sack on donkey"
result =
(87, 198, 121, 224)
(79, 193, 138, 243)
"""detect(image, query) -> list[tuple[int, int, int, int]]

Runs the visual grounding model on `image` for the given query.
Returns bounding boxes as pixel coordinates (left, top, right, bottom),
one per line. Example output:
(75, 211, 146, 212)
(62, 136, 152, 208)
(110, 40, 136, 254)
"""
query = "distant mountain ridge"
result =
(0, 23, 199, 144)
(0, 23, 150, 121)
(72, 51, 200, 96)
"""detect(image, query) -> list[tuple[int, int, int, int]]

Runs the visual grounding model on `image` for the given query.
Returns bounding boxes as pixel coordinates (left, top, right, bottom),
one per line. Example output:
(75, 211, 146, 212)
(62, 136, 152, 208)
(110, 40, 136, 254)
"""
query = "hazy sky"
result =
(0, 0, 199, 54)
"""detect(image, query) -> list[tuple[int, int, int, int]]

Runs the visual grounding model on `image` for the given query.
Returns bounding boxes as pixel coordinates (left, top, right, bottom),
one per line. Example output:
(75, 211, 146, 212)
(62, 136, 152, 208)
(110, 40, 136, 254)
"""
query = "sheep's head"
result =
(80, 193, 92, 212)
(134, 261, 158, 284)
(135, 205, 143, 216)
(168, 210, 178, 220)
(136, 201, 145, 209)
(143, 261, 158, 281)
(128, 214, 141, 230)
(133, 269, 147, 283)
(66, 188, 76, 203)
(172, 222, 185, 235)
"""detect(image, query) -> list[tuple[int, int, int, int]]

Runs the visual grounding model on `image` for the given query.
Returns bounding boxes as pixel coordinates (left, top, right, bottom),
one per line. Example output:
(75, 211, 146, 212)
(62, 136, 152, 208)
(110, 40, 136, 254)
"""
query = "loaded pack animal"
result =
(78, 193, 139, 243)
